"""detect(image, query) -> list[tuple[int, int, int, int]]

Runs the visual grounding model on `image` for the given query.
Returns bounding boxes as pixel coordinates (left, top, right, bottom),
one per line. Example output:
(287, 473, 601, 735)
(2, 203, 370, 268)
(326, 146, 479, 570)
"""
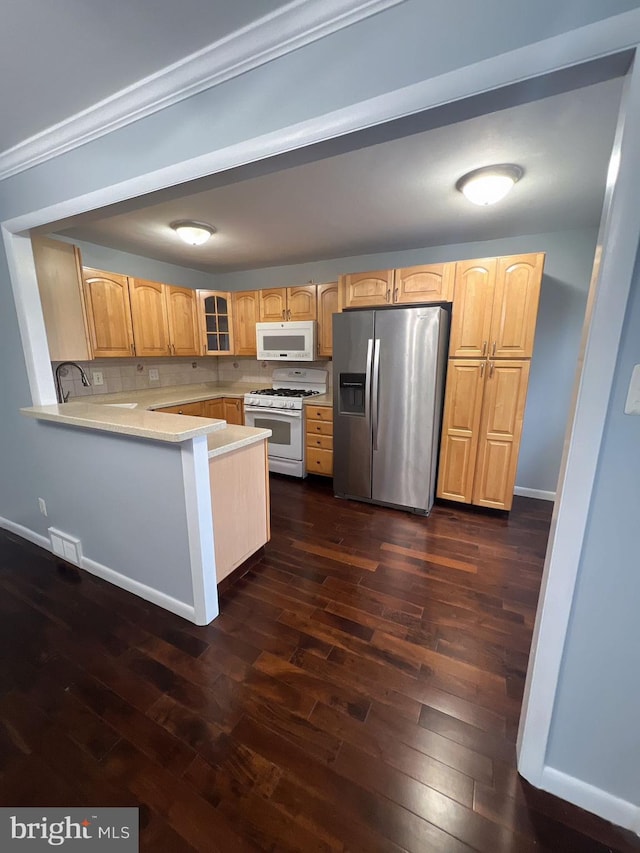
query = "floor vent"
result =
(48, 527, 82, 566)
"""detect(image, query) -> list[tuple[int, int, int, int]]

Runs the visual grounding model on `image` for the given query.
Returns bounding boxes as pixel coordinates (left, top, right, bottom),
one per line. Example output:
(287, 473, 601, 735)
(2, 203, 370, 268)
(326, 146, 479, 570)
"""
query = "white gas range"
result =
(244, 368, 328, 478)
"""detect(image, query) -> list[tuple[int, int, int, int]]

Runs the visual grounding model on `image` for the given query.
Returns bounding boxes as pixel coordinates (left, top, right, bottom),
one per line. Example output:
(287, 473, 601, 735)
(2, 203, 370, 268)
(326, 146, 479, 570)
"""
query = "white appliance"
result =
(256, 320, 316, 361)
(244, 368, 328, 477)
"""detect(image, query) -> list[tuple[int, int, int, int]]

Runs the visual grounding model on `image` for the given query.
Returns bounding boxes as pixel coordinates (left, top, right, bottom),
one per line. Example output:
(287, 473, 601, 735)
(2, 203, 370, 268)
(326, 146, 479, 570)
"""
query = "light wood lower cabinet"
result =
(223, 397, 244, 425)
(155, 396, 244, 423)
(437, 359, 530, 511)
(305, 404, 333, 476)
(209, 439, 270, 583)
(155, 401, 206, 416)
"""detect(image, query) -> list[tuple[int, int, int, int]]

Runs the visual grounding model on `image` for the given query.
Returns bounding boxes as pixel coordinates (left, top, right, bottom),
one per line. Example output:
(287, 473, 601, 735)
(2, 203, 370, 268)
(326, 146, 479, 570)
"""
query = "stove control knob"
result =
(286, 401, 295, 409)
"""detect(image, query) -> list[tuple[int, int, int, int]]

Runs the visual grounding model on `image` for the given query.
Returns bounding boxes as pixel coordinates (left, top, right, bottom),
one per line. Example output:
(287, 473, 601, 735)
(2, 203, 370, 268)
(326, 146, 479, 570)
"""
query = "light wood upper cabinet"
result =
(258, 285, 317, 321)
(341, 270, 394, 308)
(233, 290, 258, 356)
(166, 286, 199, 357)
(129, 278, 170, 357)
(394, 263, 455, 304)
(317, 282, 339, 357)
(128, 279, 199, 357)
(450, 253, 544, 359)
(31, 236, 92, 362)
(83, 268, 135, 358)
(287, 285, 317, 320)
(490, 254, 544, 358)
(198, 291, 234, 355)
(472, 360, 530, 510)
(449, 258, 497, 358)
(436, 360, 486, 503)
(259, 288, 287, 322)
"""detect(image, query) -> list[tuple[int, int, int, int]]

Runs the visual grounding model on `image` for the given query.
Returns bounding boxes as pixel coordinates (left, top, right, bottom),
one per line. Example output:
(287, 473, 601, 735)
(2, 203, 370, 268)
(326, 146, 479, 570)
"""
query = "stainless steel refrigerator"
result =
(333, 306, 449, 514)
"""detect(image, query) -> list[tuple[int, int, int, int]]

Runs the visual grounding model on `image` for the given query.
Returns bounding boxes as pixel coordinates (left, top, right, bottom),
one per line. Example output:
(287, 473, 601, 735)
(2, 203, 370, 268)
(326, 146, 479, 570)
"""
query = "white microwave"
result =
(256, 320, 316, 361)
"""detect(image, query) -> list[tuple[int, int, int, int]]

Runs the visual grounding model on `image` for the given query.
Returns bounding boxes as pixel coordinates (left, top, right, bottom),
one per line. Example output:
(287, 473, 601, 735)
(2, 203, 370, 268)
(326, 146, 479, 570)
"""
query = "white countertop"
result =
(207, 425, 271, 458)
(20, 382, 273, 445)
(21, 400, 228, 442)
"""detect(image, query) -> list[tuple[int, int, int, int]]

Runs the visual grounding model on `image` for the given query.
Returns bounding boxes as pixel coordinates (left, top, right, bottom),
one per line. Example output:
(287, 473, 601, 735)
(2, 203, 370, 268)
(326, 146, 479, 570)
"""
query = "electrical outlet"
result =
(38, 498, 47, 517)
(149, 368, 159, 381)
(92, 371, 104, 386)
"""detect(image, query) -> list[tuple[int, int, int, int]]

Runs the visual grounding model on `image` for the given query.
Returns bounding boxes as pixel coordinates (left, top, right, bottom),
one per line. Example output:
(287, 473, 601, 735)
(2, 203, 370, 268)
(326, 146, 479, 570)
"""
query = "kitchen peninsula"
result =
(21, 382, 272, 625)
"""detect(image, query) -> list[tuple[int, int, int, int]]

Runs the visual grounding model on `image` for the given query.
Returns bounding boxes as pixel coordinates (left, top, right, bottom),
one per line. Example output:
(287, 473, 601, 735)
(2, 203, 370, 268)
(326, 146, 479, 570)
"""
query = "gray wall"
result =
(546, 248, 640, 801)
(217, 228, 598, 495)
(0, 0, 639, 810)
(51, 236, 215, 290)
(32, 423, 195, 605)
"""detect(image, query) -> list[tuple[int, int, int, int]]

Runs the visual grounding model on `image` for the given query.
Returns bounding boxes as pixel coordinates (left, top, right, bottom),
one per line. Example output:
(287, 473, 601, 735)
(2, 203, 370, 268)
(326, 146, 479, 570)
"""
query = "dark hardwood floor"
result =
(0, 475, 638, 852)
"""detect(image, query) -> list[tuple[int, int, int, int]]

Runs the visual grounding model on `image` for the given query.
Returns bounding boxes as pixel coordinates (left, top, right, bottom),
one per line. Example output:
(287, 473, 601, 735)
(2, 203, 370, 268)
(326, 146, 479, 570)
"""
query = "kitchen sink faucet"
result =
(55, 361, 91, 403)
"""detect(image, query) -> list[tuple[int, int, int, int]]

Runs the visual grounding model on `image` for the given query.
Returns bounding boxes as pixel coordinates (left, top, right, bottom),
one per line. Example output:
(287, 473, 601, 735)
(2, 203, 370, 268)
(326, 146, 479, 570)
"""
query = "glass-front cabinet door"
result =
(197, 290, 235, 355)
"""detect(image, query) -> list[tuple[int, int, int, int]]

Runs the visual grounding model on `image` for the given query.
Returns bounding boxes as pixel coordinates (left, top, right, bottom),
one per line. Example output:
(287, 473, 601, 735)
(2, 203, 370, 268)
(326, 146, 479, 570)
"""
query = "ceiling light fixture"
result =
(456, 164, 523, 206)
(170, 220, 216, 245)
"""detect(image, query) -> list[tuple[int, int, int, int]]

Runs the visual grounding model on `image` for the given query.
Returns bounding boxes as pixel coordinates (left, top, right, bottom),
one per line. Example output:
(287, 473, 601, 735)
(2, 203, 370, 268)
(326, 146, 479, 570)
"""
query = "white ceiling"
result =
(57, 76, 623, 273)
(0, 0, 292, 153)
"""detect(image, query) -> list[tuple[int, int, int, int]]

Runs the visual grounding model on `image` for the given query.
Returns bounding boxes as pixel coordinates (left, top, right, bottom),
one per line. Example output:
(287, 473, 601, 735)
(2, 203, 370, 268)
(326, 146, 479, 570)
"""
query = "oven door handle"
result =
(245, 406, 302, 418)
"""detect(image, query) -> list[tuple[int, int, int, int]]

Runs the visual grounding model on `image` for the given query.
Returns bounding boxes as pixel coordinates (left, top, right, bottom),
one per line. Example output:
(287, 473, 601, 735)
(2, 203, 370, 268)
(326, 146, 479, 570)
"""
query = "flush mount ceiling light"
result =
(456, 164, 523, 206)
(170, 220, 216, 245)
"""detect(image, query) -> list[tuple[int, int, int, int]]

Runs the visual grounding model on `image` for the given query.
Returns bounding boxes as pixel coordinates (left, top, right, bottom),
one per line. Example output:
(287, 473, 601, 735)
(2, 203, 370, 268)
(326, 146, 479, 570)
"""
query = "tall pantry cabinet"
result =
(437, 253, 544, 510)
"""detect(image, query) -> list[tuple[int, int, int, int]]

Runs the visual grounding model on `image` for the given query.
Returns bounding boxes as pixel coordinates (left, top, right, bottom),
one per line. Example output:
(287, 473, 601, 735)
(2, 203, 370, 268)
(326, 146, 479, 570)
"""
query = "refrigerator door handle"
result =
(372, 338, 381, 450)
(364, 338, 373, 424)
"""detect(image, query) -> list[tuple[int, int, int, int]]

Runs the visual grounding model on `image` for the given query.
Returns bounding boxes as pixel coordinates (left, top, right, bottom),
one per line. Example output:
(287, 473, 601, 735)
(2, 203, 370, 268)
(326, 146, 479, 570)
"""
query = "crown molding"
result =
(0, 0, 405, 182)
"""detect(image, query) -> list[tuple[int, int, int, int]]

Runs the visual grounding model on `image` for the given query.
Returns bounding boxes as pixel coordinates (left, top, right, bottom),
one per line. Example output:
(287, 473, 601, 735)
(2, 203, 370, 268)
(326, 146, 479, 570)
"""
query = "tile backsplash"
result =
(53, 357, 332, 400)
(217, 358, 332, 388)
(52, 358, 220, 400)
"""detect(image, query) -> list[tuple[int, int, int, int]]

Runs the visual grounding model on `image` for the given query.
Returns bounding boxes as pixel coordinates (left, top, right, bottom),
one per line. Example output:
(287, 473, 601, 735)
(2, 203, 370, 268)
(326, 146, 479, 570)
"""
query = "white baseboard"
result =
(541, 766, 640, 835)
(0, 515, 49, 549)
(0, 514, 197, 624)
(81, 556, 197, 624)
(514, 486, 556, 501)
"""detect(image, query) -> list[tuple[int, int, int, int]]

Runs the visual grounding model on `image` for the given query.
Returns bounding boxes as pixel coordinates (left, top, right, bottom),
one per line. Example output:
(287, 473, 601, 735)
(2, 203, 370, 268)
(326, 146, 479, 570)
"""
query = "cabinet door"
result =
(259, 288, 287, 321)
(394, 263, 455, 304)
(449, 258, 496, 358)
(472, 360, 530, 511)
(83, 268, 135, 358)
(223, 397, 244, 425)
(316, 282, 338, 357)
(32, 237, 93, 362)
(436, 360, 486, 503)
(233, 291, 258, 356)
(204, 398, 225, 419)
(166, 286, 199, 356)
(287, 285, 317, 320)
(341, 270, 394, 308)
(490, 254, 544, 359)
(129, 279, 170, 357)
(198, 291, 234, 355)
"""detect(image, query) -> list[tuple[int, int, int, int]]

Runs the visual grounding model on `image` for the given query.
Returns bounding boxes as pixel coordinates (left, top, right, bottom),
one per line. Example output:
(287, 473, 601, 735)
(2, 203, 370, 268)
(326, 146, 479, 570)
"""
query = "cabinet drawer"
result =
(306, 405, 333, 422)
(307, 447, 333, 476)
(156, 401, 204, 416)
(306, 433, 333, 451)
(306, 419, 333, 436)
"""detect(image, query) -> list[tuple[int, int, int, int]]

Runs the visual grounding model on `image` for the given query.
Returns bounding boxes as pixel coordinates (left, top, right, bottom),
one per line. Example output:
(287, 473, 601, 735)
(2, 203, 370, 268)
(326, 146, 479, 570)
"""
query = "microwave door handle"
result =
(371, 339, 381, 451)
(364, 338, 373, 426)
